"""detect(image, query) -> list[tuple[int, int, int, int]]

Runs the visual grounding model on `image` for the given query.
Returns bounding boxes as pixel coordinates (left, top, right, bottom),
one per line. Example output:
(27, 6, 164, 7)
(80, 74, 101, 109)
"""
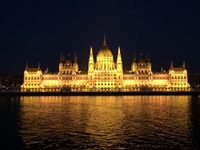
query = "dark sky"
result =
(0, 0, 200, 75)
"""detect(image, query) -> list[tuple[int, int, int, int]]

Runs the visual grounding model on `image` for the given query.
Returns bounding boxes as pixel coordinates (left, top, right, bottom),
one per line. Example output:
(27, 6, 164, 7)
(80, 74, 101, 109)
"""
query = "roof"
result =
(97, 36, 113, 57)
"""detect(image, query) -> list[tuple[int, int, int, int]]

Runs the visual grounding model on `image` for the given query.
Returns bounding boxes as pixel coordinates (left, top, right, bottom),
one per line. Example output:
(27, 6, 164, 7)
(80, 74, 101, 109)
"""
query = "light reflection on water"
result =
(18, 96, 196, 149)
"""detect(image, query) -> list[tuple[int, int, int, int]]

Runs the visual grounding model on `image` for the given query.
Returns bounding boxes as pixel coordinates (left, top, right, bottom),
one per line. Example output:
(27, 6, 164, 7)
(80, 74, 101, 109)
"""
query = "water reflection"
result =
(19, 96, 193, 149)
(122, 96, 192, 149)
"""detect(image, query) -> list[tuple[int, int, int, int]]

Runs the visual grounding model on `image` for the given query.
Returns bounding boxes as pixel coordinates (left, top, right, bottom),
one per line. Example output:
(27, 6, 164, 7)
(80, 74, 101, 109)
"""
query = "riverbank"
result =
(0, 91, 200, 96)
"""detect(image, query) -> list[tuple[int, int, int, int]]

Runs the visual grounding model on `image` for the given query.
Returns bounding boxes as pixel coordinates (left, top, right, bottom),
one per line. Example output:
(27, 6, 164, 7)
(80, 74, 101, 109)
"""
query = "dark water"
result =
(0, 96, 200, 149)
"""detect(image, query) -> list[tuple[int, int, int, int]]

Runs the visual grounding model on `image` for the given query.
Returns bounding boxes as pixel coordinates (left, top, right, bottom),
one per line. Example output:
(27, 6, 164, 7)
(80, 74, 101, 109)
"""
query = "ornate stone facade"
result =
(21, 38, 190, 92)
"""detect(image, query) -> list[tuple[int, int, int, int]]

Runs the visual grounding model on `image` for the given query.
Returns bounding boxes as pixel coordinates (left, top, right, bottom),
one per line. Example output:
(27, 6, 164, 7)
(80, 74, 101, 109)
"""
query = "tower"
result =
(38, 62, 40, 70)
(131, 53, 137, 72)
(116, 46, 123, 88)
(170, 61, 173, 69)
(117, 47, 123, 73)
(59, 52, 64, 73)
(88, 47, 94, 73)
(25, 62, 28, 70)
(147, 53, 151, 72)
(182, 61, 185, 68)
(73, 53, 79, 72)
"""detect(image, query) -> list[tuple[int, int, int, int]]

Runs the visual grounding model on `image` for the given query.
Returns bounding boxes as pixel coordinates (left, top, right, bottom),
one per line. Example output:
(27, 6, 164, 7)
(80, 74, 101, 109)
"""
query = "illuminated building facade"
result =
(21, 38, 190, 92)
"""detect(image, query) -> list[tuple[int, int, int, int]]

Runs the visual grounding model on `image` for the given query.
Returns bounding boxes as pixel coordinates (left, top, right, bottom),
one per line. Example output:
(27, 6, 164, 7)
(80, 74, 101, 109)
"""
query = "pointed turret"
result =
(73, 53, 79, 72)
(45, 67, 49, 73)
(182, 61, 185, 68)
(90, 46, 93, 55)
(103, 34, 107, 46)
(117, 47, 122, 62)
(117, 47, 123, 73)
(170, 61, 173, 69)
(25, 62, 28, 70)
(38, 62, 40, 70)
(161, 66, 164, 72)
(146, 53, 152, 72)
(131, 53, 137, 72)
(89, 47, 94, 63)
(88, 47, 94, 73)
(60, 52, 63, 62)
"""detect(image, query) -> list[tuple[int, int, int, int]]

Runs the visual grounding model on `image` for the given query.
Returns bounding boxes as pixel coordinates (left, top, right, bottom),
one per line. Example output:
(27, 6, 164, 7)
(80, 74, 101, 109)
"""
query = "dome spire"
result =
(103, 34, 106, 46)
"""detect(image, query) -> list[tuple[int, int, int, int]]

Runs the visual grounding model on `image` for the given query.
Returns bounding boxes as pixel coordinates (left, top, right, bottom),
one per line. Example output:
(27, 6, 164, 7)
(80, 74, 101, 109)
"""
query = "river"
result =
(0, 96, 199, 149)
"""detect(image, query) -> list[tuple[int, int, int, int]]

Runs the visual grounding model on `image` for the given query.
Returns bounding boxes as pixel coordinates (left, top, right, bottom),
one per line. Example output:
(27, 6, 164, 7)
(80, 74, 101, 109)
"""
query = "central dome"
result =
(97, 37, 113, 57)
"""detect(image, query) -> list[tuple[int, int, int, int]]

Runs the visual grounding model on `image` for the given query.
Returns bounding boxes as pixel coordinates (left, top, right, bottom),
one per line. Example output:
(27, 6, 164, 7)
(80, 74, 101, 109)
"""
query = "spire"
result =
(38, 62, 40, 69)
(117, 46, 122, 62)
(26, 62, 28, 70)
(170, 61, 173, 69)
(117, 47, 122, 62)
(89, 47, 94, 64)
(117, 46, 123, 72)
(161, 66, 164, 72)
(118, 46, 121, 55)
(88, 47, 94, 73)
(90, 47, 93, 55)
(45, 67, 49, 73)
(182, 61, 185, 68)
(103, 34, 107, 46)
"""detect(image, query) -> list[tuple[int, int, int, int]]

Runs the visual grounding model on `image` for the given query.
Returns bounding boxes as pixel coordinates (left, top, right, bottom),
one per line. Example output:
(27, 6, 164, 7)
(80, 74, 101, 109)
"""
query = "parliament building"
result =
(21, 37, 190, 92)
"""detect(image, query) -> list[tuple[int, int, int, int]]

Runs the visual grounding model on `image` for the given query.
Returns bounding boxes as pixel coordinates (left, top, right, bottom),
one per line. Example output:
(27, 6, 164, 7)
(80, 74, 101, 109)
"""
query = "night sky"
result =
(0, 0, 200, 75)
